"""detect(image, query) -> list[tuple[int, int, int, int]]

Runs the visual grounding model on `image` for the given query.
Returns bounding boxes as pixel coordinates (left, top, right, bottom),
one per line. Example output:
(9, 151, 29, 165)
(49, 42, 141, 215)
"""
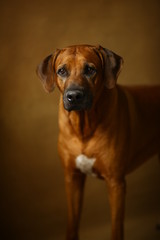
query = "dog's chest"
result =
(75, 154, 97, 176)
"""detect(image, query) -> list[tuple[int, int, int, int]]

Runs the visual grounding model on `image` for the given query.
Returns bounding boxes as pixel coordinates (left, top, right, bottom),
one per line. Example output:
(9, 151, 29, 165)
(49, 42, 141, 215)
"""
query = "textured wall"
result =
(0, 0, 160, 239)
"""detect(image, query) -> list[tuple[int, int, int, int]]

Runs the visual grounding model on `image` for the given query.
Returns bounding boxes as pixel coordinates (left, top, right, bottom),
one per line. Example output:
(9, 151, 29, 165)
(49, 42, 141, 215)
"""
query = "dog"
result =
(37, 44, 160, 240)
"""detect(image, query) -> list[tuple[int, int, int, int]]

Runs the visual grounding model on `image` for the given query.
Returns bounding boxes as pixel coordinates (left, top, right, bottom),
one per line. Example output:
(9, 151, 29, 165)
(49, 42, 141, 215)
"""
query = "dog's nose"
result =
(63, 87, 92, 111)
(66, 90, 84, 103)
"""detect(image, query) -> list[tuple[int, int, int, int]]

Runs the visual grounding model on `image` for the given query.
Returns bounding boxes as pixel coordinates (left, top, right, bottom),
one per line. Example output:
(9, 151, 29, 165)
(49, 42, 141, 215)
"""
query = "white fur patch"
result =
(75, 154, 96, 176)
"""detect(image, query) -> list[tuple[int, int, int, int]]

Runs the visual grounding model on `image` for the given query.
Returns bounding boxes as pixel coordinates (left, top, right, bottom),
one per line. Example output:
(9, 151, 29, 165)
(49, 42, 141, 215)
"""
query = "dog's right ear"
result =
(36, 50, 60, 93)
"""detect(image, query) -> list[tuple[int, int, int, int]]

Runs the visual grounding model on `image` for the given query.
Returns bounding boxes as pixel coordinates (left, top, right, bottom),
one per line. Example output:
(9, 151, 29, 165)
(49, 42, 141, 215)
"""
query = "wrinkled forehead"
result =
(55, 46, 102, 68)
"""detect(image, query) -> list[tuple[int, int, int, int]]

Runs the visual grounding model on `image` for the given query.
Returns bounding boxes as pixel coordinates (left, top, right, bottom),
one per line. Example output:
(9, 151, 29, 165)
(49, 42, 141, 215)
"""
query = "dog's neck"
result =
(68, 110, 96, 139)
(61, 87, 118, 140)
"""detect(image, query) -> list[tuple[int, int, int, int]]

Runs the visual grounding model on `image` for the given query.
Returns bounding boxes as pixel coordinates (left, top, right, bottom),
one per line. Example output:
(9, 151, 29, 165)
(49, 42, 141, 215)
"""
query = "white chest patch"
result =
(75, 154, 96, 176)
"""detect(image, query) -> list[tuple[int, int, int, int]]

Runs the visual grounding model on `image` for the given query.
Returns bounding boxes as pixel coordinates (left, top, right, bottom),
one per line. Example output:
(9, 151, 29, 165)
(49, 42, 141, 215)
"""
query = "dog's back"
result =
(123, 85, 160, 172)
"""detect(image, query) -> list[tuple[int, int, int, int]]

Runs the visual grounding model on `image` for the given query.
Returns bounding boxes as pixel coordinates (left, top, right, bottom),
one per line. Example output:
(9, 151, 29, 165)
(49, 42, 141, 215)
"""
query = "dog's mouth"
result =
(63, 87, 93, 111)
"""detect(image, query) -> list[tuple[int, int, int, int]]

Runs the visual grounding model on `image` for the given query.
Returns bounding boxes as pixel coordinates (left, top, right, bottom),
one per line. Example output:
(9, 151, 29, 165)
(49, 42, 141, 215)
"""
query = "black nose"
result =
(66, 90, 84, 103)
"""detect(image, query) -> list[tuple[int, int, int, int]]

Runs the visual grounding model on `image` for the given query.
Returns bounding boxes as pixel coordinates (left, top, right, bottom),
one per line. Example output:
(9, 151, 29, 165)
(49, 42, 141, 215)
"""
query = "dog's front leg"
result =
(107, 178, 126, 240)
(64, 169, 86, 240)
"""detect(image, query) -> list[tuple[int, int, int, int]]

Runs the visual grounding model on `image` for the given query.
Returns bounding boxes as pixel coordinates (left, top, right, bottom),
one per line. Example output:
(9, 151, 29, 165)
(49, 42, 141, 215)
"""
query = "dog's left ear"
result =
(98, 46, 124, 89)
(36, 50, 60, 93)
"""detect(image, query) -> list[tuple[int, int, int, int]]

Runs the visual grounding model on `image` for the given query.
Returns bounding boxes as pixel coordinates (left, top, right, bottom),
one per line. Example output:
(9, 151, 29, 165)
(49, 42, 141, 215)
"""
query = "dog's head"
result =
(37, 45, 123, 111)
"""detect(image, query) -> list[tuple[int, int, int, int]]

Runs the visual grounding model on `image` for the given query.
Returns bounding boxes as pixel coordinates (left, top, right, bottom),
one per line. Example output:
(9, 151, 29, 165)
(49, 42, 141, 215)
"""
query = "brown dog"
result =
(37, 45, 160, 240)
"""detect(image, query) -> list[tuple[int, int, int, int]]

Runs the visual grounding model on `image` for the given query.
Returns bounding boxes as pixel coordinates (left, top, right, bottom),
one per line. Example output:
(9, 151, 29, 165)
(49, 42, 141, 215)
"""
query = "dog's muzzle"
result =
(63, 86, 93, 111)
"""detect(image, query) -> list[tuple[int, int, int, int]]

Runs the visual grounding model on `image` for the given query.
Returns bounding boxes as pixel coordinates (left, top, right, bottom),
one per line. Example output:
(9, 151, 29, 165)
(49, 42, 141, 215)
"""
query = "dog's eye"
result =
(57, 67, 67, 77)
(84, 65, 96, 76)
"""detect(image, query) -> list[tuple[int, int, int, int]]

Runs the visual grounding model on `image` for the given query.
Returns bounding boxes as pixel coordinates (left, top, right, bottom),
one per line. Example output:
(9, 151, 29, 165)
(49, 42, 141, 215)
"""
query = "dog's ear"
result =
(36, 50, 60, 93)
(98, 46, 124, 89)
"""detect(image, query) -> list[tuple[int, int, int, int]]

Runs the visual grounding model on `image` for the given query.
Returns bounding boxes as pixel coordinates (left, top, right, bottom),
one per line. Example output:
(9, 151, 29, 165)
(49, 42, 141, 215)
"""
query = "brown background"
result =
(0, 0, 160, 239)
